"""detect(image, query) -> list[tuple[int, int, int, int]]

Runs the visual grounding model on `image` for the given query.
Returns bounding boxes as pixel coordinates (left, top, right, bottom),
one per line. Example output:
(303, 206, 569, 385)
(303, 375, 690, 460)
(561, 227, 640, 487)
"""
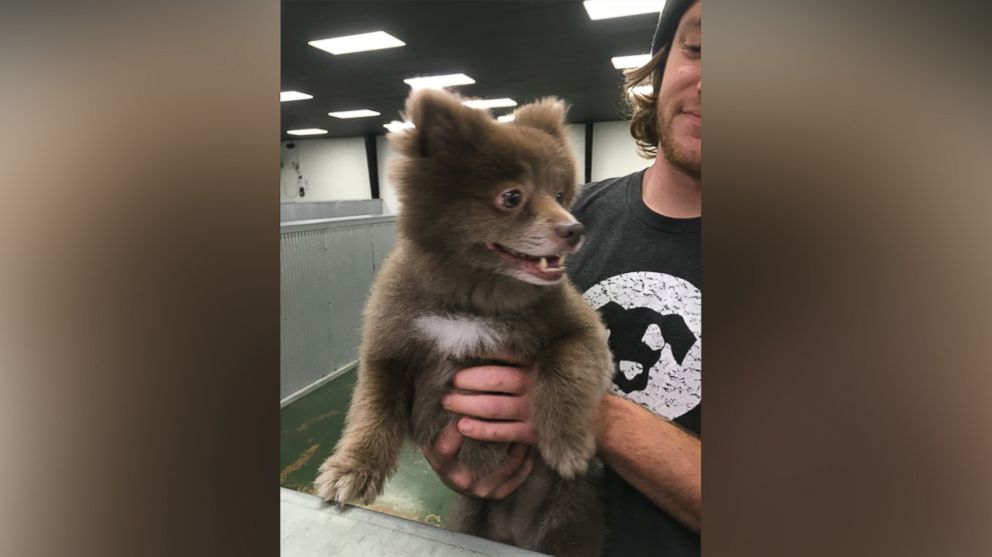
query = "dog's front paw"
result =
(538, 432, 595, 479)
(314, 454, 384, 506)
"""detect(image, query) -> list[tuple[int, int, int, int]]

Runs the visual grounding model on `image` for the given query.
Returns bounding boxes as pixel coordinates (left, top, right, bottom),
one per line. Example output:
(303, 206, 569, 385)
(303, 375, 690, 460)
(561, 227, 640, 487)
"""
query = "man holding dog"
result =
(424, 1, 702, 555)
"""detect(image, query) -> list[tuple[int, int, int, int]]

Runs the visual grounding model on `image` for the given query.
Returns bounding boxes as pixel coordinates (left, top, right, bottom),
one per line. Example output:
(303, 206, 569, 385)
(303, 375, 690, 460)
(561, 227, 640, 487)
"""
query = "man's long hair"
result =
(623, 47, 668, 159)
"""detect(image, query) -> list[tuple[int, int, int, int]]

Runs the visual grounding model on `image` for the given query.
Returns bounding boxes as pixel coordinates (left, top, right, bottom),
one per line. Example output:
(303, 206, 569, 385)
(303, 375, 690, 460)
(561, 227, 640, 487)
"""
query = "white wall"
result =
(565, 123, 586, 183)
(280, 138, 371, 203)
(376, 135, 402, 215)
(280, 121, 650, 207)
(590, 121, 653, 182)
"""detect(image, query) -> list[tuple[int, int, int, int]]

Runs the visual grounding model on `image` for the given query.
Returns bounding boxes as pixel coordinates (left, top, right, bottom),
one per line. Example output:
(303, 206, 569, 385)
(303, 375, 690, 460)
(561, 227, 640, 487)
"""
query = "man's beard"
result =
(659, 110, 701, 179)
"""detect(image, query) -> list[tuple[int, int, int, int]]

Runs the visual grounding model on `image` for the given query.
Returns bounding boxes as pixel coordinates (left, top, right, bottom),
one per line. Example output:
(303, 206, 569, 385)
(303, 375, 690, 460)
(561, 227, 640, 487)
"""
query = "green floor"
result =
(280, 367, 456, 527)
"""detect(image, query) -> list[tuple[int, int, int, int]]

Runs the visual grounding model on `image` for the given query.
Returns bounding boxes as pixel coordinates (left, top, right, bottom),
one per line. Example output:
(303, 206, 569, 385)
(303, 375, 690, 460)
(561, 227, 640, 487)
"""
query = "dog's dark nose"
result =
(555, 222, 585, 247)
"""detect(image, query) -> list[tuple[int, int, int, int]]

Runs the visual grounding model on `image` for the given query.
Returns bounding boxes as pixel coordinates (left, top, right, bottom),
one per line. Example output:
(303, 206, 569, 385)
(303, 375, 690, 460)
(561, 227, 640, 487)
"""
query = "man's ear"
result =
(511, 97, 570, 142)
(403, 88, 491, 157)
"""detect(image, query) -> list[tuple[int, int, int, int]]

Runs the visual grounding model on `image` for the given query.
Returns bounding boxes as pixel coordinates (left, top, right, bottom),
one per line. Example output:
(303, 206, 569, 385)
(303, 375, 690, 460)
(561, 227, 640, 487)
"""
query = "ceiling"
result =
(281, 1, 660, 140)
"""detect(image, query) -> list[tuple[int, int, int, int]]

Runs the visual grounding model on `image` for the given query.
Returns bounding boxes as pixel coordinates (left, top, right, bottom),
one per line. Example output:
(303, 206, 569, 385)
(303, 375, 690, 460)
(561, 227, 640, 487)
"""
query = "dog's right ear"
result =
(402, 89, 489, 157)
(511, 97, 570, 143)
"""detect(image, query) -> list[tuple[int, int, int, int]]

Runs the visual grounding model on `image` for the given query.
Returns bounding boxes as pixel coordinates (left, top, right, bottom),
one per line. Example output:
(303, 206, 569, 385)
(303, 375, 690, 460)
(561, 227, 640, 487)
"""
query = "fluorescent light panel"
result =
(286, 128, 328, 136)
(403, 73, 475, 89)
(463, 98, 517, 109)
(328, 109, 380, 119)
(308, 31, 405, 55)
(497, 114, 515, 123)
(281, 91, 313, 102)
(383, 120, 415, 132)
(629, 84, 653, 96)
(612, 54, 652, 69)
(583, 1, 665, 20)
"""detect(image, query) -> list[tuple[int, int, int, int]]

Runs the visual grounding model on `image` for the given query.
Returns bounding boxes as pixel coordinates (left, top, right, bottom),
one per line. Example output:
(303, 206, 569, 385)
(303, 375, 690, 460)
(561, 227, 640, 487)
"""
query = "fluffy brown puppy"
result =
(315, 88, 613, 557)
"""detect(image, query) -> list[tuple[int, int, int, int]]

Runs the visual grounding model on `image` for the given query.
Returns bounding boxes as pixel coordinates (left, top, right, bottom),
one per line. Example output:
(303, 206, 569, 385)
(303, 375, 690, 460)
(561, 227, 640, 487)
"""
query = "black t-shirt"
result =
(568, 169, 701, 557)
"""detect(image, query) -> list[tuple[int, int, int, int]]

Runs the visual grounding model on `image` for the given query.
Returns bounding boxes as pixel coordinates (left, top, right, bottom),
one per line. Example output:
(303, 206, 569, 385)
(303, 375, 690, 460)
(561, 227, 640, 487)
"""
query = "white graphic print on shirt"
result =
(583, 272, 701, 420)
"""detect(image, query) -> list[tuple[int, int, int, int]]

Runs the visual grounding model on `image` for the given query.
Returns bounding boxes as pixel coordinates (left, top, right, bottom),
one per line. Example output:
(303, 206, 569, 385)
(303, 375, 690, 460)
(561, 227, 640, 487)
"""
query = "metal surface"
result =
(281, 488, 549, 557)
(280, 360, 357, 408)
(281, 199, 383, 222)
(281, 214, 397, 399)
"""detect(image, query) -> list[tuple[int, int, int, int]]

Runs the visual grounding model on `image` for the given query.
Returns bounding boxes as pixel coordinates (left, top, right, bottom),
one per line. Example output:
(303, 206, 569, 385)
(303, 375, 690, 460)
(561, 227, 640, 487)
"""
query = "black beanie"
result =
(650, 0, 696, 56)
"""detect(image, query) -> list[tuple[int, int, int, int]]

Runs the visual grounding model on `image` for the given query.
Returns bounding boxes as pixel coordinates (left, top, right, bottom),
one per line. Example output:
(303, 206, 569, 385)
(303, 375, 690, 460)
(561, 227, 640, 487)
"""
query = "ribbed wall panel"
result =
(280, 199, 383, 223)
(281, 215, 397, 399)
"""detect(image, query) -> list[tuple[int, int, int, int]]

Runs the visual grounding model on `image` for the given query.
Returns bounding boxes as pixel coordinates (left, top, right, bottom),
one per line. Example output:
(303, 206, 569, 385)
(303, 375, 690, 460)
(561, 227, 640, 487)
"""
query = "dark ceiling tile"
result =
(281, 1, 658, 139)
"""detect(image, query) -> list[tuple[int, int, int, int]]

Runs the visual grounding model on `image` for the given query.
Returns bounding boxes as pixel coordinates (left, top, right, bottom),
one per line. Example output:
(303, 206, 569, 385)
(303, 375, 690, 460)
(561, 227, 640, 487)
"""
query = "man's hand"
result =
(421, 360, 540, 499)
(421, 422, 535, 499)
(442, 362, 539, 445)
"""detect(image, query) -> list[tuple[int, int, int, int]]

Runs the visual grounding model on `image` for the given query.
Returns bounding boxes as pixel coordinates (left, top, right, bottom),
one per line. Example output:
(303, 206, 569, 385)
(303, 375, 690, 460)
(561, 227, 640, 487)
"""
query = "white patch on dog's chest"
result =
(412, 314, 502, 358)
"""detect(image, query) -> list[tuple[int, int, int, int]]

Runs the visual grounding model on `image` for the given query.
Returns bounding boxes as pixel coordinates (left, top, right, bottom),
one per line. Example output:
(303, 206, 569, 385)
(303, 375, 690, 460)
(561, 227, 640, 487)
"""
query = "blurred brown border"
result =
(1, 1, 990, 556)
(703, 1, 992, 555)
(1, 1, 279, 556)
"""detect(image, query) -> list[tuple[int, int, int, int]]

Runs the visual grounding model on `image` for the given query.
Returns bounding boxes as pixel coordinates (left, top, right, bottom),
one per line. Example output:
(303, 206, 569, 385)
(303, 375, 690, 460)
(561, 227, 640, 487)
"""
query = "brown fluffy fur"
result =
(314, 89, 614, 556)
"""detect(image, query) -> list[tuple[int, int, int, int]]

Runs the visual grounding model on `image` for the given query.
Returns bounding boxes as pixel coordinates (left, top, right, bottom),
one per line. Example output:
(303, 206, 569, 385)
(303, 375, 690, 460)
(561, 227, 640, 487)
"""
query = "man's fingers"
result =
(446, 468, 474, 493)
(490, 450, 536, 500)
(453, 366, 530, 394)
(433, 422, 464, 459)
(442, 393, 529, 420)
(457, 417, 539, 445)
(471, 443, 529, 498)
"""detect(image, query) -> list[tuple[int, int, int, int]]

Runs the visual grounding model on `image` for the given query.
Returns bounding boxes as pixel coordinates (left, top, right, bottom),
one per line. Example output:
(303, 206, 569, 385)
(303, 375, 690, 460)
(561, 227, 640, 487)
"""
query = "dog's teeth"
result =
(539, 257, 548, 271)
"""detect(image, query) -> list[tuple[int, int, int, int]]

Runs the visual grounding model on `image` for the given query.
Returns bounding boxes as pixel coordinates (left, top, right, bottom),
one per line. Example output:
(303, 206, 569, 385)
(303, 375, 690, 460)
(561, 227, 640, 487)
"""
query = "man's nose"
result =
(554, 222, 585, 247)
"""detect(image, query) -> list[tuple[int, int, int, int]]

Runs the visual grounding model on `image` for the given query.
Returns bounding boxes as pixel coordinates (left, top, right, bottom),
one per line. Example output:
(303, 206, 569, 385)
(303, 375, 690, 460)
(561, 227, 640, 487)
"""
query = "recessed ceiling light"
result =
(583, 1, 665, 20)
(403, 73, 476, 90)
(612, 54, 652, 69)
(463, 98, 518, 109)
(286, 128, 328, 136)
(383, 120, 415, 132)
(308, 31, 405, 55)
(497, 114, 516, 123)
(281, 91, 313, 102)
(328, 109, 381, 119)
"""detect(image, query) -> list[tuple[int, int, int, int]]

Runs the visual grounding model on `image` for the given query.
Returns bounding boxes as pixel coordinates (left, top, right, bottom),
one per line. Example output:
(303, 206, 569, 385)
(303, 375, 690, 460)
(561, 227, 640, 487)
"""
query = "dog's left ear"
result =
(512, 97, 570, 142)
(402, 88, 491, 158)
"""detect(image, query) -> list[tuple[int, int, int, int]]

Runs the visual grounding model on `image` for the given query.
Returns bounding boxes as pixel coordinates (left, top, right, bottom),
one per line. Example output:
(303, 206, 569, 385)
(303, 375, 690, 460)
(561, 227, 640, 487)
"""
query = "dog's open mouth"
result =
(485, 242, 566, 282)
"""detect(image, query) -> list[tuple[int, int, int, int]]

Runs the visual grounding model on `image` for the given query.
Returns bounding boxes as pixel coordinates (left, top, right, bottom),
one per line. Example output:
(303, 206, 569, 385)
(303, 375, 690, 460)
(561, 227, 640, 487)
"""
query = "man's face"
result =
(657, 2, 701, 179)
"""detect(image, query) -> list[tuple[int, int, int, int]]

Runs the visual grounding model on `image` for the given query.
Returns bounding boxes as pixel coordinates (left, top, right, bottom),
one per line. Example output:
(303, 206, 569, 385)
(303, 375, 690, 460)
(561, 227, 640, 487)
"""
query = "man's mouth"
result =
(484, 242, 566, 282)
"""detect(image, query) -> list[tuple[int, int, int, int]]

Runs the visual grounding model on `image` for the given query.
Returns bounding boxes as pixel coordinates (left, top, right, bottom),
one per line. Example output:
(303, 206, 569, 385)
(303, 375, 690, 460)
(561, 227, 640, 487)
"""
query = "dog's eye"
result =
(555, 192, 565, 205)
(500, 189, 523, 209)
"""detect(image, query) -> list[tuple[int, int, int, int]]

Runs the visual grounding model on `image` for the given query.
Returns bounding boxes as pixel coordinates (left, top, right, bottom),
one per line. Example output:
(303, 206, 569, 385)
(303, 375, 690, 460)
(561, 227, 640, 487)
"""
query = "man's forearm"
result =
(596, 394, 701, 533)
